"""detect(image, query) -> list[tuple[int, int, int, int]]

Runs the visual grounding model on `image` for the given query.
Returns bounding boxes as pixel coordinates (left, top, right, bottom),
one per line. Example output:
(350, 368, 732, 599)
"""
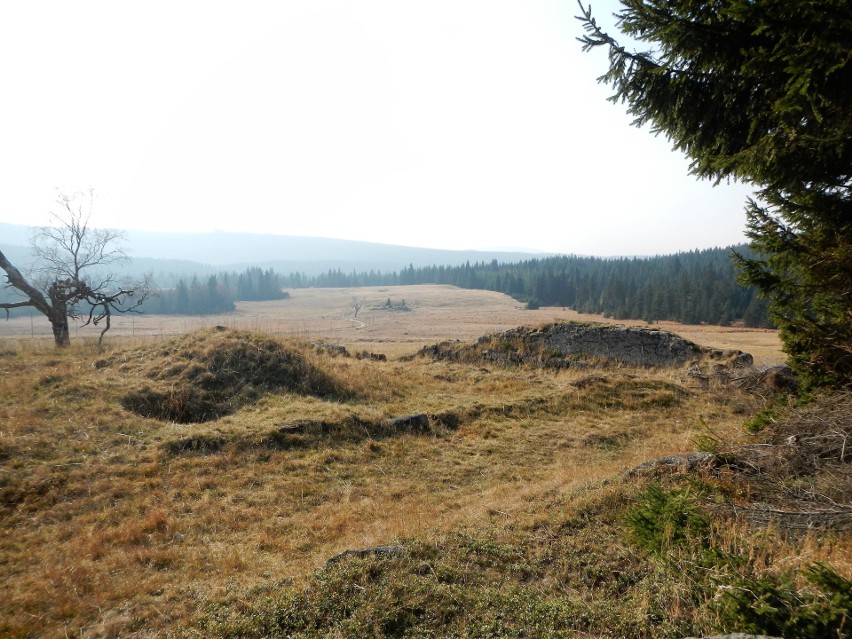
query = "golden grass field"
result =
(3, 286, 847, 639)
(0, 284, 786, 364)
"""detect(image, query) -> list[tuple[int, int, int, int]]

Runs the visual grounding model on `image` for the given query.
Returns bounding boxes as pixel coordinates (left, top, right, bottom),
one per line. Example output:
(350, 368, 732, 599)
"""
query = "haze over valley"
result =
(1, 221, 551, 276)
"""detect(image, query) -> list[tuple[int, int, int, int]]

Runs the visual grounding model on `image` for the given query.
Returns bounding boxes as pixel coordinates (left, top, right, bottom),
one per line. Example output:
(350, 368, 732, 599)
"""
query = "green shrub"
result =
(743, 406, 779, 433)
(715, 562, 852, 638)
(625, 484, 851, 639)
(624, 483, 711, 557)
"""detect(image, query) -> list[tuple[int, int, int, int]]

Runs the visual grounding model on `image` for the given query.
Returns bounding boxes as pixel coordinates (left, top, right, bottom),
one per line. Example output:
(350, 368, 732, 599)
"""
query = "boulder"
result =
(326, 545, 405, 566)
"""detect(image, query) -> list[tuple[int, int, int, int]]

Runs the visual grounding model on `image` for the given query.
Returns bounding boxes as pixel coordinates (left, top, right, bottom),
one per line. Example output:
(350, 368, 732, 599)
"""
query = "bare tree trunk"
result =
(48, 288, 71, 347)
(51, 314, 70, 347)
(96, 309, 110, 347)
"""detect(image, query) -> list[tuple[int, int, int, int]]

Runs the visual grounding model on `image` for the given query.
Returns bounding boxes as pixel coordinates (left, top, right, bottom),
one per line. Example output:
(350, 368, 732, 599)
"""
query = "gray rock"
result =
(419, 322, 753, 369)
(534, 323, 704, 367)
(326, 545, 405, 566)
(626, 452, 716, 477)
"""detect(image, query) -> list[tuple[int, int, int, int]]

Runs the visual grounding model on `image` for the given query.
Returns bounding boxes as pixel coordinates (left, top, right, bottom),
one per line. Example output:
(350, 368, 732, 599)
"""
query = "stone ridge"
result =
(419, 322, 753, 369)
(519, 323, 720, 367)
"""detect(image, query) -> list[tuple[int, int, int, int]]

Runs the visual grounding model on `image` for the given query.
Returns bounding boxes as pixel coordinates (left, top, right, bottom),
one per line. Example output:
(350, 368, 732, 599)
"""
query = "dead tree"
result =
(351, 296, 366, 319)
(0, 191, 150, 346)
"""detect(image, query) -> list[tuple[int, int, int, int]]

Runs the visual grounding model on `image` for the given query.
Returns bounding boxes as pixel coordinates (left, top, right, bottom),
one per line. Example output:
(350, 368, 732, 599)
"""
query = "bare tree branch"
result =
(0, 248, 52, 316)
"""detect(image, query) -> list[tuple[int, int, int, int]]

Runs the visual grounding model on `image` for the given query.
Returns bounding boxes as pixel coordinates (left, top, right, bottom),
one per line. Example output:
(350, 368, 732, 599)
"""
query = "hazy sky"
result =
(0, 1, 755, 256)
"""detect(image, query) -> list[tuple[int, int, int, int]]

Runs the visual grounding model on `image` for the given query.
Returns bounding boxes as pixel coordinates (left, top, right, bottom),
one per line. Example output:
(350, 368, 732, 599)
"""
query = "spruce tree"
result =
(578, 0, 852, 387)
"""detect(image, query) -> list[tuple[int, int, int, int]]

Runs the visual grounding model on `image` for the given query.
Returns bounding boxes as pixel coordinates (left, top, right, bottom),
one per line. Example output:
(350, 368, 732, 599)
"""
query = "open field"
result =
(0, 284, 785, 364)
(3, 286, 846, 639)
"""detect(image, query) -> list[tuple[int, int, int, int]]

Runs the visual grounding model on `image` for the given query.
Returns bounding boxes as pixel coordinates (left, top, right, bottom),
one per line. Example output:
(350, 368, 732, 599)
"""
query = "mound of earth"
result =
(106, 327, 346, 423)
(416, 322, 753, 369)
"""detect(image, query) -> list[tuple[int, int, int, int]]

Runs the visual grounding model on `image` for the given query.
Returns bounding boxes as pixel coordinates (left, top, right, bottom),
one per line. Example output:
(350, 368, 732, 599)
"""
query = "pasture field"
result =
(0, 284, 785, 364)
(2, 286, 847, 639)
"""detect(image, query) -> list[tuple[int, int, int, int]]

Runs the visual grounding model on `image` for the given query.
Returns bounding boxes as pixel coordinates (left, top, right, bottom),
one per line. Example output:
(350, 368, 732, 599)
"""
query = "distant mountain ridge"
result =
(1, 223, 550, 276)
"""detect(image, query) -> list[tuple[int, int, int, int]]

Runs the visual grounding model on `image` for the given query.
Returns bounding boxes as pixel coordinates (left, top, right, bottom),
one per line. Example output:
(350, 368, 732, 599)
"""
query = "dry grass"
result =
(1, 287, 836, 639)
(0, 284, 786, 364)
(710, 391, 852, 531)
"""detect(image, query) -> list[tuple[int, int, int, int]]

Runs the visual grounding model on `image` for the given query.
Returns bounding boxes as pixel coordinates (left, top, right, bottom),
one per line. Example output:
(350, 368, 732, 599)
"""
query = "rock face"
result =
(521, 323, 707, 367)
(418, 322, 753, 369)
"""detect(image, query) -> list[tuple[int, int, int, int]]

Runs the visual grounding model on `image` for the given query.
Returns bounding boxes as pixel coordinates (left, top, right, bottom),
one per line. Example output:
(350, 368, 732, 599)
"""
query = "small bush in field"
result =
(624, 483, 711, 557)
(715, 563, 852, 639)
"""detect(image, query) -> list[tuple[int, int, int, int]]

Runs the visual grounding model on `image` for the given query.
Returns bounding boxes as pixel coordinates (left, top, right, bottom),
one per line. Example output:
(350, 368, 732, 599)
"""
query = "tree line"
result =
(3, 239, 771, 326)
(105, 248, 775, 328)
(142, 267, 288, 315)
(279, 246, 772, 328)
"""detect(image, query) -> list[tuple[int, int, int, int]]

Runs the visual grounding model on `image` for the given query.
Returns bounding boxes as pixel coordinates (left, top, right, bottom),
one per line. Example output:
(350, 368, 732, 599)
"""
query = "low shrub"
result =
(624, 483, 711, 557)
(715, 563, 852, 638)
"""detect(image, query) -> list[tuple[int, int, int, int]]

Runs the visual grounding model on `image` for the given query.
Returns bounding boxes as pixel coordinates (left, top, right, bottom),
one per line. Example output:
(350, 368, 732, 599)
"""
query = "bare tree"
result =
(0, 190, 150, 346)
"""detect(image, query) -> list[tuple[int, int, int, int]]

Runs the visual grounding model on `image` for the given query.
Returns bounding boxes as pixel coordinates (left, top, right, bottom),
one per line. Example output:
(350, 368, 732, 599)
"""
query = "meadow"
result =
(2, 286, 848, 638)
(0, 284, 786, 363)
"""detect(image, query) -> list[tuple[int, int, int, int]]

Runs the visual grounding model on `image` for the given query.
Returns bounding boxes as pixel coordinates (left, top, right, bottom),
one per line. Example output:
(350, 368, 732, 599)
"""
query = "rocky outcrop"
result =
(417, 322, 753, 369)
(626, 452, 717, 477)
(326, 545, 405, 566)
(517, 323, 723, 367)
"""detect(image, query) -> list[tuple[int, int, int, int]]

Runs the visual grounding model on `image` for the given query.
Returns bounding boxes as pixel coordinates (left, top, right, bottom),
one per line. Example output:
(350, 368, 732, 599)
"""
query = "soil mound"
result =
(109, 327, 346, 423)
(416, 322, 752, 369)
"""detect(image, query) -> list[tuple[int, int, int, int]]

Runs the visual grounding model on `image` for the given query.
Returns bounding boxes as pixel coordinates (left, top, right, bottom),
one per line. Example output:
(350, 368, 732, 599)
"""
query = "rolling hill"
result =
(1, 222, 549, 276)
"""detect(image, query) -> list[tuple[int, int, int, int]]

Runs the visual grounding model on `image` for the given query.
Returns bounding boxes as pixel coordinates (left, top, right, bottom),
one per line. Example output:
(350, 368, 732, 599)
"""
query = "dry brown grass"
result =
(0, 287, 816, 638)
(0, 284, 786, 364)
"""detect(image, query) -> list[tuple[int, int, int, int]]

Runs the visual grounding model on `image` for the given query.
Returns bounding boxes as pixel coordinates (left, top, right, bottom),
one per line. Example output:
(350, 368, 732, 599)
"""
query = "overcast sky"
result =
(0, 1, 755, 256)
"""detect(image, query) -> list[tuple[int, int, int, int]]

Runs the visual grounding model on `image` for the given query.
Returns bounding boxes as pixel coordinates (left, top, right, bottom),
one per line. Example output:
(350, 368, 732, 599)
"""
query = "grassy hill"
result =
(1, 323, 849, 638)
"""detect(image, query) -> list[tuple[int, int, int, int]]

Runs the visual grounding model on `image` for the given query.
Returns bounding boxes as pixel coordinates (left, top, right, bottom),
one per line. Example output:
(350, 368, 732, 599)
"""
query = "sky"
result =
(0, 1, 756, 256)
